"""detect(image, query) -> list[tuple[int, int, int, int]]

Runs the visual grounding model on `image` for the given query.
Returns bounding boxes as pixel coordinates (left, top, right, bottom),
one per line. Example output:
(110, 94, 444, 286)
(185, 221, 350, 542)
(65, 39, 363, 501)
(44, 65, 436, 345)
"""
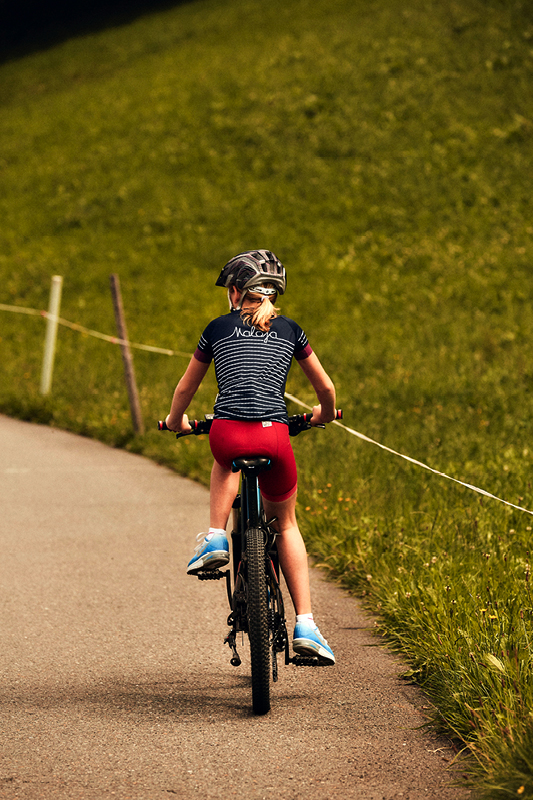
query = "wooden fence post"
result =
(40, 275, 63, 395)
(109, 274, 145, 435)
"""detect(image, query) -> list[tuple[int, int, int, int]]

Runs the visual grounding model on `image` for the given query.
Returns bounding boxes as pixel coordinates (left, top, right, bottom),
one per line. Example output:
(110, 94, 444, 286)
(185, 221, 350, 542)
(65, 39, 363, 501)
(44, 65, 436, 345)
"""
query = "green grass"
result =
(1, 0, 533, 793)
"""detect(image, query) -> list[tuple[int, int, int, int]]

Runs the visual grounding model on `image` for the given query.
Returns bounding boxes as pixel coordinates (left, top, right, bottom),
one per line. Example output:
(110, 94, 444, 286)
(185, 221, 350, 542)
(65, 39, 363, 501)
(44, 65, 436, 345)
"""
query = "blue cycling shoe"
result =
(292, 620, 335, 665)
(187, 532, 230, 574)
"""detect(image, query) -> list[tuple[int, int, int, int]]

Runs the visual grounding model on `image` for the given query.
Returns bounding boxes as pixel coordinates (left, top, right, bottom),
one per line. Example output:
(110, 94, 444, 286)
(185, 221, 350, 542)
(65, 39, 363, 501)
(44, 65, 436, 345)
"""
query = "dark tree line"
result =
(0, 0, 193, 61)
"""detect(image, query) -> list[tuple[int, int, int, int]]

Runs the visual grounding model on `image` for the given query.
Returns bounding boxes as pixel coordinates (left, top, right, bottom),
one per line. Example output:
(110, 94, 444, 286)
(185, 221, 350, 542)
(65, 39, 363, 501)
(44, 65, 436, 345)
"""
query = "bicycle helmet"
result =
(215, 250, 286, 296)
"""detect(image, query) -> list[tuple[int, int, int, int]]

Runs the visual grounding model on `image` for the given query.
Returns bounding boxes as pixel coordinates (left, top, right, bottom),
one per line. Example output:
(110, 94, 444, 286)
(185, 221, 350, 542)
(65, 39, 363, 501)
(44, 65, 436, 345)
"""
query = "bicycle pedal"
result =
(196, 569, 227, 581)
(289, 655, 323, 667)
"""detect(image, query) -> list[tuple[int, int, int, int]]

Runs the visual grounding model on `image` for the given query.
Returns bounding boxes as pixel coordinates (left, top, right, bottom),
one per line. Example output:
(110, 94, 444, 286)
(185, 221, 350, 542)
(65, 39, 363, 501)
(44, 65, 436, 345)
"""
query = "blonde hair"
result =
(240, 284, 280, 332)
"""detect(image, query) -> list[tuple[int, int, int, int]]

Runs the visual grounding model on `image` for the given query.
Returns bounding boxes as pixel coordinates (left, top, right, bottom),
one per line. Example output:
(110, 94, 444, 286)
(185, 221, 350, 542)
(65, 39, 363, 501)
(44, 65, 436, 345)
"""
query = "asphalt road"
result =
(0, 415, 472, 800)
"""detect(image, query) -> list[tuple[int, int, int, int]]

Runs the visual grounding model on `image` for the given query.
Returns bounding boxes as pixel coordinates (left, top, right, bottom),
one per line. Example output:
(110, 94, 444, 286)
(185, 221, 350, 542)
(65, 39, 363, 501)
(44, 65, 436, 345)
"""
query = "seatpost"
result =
(242, 467, 262, 529)
(231, 457, 272, 532)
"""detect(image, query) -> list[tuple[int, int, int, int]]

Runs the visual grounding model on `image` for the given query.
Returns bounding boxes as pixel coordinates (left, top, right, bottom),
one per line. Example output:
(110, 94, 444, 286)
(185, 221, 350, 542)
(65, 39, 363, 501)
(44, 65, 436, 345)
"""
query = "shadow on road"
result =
(2, 673, 257, 720)
(1, 668, 316, 721)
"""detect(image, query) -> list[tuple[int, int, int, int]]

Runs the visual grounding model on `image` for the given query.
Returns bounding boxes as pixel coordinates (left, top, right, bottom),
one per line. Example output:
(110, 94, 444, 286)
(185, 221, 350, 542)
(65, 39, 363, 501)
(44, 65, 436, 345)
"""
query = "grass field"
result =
(1, 0, 533, 794)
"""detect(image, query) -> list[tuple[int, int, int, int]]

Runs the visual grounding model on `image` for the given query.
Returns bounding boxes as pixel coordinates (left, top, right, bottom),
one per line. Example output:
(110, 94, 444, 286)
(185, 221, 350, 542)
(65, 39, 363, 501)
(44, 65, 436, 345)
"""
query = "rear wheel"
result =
(246, 526, 270, 715)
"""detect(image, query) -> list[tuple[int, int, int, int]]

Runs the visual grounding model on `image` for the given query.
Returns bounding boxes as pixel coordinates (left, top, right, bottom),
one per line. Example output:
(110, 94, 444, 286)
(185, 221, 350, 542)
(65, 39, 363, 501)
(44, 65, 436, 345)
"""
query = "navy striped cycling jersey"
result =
(194, 310, 312, 423)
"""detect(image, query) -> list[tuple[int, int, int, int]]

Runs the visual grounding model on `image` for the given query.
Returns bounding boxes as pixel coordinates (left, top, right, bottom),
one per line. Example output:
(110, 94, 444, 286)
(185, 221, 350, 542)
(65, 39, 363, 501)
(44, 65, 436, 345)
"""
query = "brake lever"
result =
(175, 429, 195, 439)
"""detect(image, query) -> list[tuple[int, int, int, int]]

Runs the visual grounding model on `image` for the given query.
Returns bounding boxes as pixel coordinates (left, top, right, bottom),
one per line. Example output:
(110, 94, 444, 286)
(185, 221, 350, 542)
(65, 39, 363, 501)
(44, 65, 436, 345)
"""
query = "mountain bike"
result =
(158, 410, 342, 715)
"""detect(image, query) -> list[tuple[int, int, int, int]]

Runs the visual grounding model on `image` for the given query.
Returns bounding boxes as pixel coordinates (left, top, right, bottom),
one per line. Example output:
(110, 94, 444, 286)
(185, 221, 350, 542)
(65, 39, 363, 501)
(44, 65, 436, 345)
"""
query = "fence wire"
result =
(2, 301, 532, 516)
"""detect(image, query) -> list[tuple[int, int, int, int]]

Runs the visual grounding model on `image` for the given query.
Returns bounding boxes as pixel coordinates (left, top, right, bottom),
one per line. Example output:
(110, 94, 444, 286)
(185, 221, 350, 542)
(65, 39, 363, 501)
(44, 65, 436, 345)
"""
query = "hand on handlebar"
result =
(164, 414, 193, 434)
(309, 405, 338, 427)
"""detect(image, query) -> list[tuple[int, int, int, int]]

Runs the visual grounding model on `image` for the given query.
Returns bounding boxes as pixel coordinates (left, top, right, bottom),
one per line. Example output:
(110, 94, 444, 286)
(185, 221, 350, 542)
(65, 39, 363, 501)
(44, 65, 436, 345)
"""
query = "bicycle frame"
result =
(231, 459, 280, 584)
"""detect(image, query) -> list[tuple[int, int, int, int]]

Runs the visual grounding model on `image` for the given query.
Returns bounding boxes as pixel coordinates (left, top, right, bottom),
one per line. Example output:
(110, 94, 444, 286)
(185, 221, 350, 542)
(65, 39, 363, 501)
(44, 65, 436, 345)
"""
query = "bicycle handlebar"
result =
(158, 417, 213, 437)
(287, 409, 343, 436)
(158, 410, 343, 438)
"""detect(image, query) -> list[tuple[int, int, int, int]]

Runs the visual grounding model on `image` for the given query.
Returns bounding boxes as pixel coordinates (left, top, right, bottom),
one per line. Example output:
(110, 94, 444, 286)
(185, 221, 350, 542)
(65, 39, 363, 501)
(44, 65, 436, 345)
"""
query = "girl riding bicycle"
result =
(165, 250, 336, 664)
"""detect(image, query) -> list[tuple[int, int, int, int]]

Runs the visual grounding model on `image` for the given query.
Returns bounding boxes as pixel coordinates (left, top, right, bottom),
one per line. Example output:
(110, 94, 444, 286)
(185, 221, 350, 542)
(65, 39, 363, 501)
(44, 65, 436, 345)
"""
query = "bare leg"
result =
(262, 492, 312, 616)
(210, 459, 240, 530)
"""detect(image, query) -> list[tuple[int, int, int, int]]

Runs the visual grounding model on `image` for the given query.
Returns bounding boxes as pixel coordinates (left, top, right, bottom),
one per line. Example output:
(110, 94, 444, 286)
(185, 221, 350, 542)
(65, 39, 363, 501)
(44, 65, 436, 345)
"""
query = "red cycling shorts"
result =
(209, 419, 297, 503)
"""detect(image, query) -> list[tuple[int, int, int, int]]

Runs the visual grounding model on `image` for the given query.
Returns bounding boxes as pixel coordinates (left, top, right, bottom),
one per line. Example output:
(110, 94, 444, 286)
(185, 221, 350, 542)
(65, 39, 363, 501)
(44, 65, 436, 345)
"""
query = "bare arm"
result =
(297, 352, 336, 425)
(165, 356, 210, 432)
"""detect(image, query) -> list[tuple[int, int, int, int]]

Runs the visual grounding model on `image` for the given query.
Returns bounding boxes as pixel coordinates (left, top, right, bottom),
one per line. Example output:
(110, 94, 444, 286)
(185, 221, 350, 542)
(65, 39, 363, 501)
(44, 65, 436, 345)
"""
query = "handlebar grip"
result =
(336, 409, 343, 420)
(158, 420, 168, 431)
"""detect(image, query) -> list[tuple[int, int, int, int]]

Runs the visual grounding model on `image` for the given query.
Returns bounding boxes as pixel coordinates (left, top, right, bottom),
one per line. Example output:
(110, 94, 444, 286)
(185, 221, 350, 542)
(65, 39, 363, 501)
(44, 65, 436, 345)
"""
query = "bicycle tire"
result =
(246, 526, 270, 715)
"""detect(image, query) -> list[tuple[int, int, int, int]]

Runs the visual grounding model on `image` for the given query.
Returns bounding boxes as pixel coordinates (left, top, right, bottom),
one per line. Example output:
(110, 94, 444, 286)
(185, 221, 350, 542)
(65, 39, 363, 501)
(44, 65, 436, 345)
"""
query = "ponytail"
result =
(239, 284, 280, 332)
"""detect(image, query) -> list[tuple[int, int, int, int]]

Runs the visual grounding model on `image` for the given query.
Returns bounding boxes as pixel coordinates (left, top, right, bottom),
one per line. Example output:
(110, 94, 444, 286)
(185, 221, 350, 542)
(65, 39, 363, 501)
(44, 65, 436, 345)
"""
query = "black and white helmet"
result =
(215, 250, 286, 296)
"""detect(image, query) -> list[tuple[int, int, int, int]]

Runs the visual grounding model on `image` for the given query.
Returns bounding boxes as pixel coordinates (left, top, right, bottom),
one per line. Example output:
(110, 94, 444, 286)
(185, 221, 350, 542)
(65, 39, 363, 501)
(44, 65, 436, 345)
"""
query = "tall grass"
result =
(1, 0, 533, 793)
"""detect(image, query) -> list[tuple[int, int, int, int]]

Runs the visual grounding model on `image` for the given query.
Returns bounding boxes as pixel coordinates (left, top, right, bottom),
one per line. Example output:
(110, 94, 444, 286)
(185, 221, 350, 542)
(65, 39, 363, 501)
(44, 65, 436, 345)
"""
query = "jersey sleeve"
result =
(292, 323, 313, 361)
(194, 323, 214, 364)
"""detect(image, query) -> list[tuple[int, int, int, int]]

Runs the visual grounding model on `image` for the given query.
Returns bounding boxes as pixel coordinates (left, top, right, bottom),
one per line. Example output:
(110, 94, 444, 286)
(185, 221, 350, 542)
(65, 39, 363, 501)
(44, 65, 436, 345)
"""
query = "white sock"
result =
(208, 527, 226, 537)
(296, 613, 314, 625)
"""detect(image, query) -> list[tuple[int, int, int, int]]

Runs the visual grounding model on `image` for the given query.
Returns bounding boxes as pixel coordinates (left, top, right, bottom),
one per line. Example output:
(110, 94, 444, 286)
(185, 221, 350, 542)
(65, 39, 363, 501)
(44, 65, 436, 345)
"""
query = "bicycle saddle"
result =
(232, 457, 272, 473)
